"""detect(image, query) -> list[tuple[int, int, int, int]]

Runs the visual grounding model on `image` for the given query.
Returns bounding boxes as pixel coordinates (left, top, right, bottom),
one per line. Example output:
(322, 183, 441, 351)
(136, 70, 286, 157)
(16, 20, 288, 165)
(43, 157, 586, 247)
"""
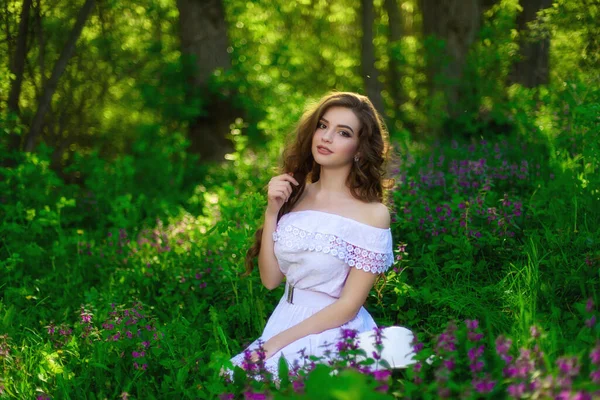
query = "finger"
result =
(274, 181, 293, 194)
(271, 189, 287, 201)
(271, 182, 293, 198)
(277, 180, 294, 191)
(279, 174, 299, 186)
(275, 185, 291, 201)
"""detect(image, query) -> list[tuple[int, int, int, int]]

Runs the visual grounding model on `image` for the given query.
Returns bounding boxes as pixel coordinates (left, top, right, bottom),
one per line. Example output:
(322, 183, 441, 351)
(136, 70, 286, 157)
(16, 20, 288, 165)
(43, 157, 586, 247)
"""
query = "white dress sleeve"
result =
(273, 211, 394, 274)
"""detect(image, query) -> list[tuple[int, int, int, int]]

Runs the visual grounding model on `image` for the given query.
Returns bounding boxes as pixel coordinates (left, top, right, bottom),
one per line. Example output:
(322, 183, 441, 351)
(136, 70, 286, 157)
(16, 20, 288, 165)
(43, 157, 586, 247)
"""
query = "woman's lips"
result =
(317, 146, 333, 155)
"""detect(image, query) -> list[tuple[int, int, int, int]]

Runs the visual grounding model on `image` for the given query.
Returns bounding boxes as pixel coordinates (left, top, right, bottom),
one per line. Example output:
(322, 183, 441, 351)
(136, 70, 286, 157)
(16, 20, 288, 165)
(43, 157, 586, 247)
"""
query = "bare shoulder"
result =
(361, 202, 391, 229)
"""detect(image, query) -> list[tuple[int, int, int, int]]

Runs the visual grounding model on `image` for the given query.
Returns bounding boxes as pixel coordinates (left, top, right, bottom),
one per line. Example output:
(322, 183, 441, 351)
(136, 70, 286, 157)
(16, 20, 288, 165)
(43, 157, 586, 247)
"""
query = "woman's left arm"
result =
(261, 267, 379, 358)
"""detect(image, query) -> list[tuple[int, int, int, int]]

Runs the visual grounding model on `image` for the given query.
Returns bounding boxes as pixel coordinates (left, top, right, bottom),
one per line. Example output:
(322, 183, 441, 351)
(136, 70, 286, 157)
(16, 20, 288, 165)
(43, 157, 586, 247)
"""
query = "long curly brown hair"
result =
(244, 91, 393, 275)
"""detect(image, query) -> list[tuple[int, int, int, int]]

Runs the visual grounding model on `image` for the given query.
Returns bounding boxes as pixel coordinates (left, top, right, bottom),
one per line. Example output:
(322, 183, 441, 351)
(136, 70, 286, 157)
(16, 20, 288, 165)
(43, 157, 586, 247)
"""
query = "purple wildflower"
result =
(556, 356, 580, 377)
(292, 380, 305, 393)
(495, 335, 512, 359)
(470, 360, 484, 373)
(80, 309, 92, 324)
(586, 298, 594, 313)
(241, 349, 257, 372)
(132, 351, 145, 358)
(590, 344, 600, 365)
(530, 325, 541, 338)
(443, 358, 455, 371)
(372, 369, 391, 382)
(507, 382, 526, 397)
(243, 391, 267, 400)
(472, 377, 495, 393)
(465, 319, 479, 330)
(572, 392, 592, 400)
(468, 345, 484, 361)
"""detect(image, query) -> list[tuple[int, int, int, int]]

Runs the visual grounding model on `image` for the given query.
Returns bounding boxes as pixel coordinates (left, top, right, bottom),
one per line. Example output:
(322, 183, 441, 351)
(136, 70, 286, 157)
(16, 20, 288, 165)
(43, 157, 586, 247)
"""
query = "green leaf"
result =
(90, 362, 111, 371)
(277, 355, 290, 389)
(2, 305, 15, 328)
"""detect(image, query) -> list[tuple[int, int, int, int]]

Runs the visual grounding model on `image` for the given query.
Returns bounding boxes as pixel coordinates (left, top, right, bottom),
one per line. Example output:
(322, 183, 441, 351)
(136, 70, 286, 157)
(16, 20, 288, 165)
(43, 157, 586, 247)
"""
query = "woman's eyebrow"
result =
(320, 118, 355, 134)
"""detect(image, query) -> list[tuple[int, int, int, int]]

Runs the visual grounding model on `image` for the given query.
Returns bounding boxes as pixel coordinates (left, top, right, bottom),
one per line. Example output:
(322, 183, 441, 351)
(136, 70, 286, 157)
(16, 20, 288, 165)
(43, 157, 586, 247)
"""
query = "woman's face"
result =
(311, 106, 361, 168)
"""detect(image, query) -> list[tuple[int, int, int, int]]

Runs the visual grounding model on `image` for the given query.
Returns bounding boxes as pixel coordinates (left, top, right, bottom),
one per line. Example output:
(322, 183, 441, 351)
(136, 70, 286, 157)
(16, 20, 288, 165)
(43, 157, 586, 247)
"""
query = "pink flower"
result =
(503, 365, 518, 378)
(571, 391, 592, 400)
(243, 391, 266, 400)
(132, 351, 145, 358)
(586, 298, 594, 313)
(555, 390, 572, 400)
(472, 377, 495, 393)
(530, 325, 541, 338)
(292, 380, 305, 393)
(590, 344, 600, 365)
(468, 331, 484, 342)
(468, 345, 484, 361)
(556, 356, 580, 377)
(495, 335, 512, 355)
(470, 360, 484, 373)
(443, 358, 455, 370)
(590, 369, 600, 383)
(413, 361, 422, 373)
(413, 341, 424, 353)
(507, 383, 526, 397)
(372, 369, 391, 382)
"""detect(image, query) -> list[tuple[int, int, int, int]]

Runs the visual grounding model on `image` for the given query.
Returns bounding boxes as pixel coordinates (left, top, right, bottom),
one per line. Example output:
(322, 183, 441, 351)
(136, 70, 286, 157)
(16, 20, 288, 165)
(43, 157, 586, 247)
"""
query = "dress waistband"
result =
(283, 282, 338, 307)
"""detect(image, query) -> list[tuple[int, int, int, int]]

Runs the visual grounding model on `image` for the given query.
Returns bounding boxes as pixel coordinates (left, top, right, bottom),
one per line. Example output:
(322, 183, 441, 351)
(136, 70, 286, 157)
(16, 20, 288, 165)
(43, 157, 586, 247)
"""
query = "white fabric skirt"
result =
(228, 284, 381, 377)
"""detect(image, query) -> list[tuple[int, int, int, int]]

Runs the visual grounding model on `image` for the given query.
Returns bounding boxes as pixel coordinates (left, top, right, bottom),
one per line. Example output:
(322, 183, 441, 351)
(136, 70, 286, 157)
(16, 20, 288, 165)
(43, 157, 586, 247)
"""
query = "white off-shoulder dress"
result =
(228, 210, 414, 376)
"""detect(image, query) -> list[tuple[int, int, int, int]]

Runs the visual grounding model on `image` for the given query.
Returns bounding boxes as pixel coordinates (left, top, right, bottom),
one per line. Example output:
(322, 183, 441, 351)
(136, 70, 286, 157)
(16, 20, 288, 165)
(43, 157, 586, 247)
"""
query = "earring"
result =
(354, 155, 359, 162)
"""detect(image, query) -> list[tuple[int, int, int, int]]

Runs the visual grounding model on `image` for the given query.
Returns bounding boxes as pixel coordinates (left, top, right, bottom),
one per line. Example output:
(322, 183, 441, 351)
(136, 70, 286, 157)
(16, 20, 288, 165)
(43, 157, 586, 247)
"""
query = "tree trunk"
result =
(3, 0, 12, 58)
(35, 0, 46, 90)
(176, 0, 235, 162)
(24, 0, 95, 152)
(7, 0, 31, 115)
(420, 0, 483, 118)
(511, 0, 552, 87)
(384, 0, 406, 124)
(6, 0, 32, 153)
(361, 0, 385, 115)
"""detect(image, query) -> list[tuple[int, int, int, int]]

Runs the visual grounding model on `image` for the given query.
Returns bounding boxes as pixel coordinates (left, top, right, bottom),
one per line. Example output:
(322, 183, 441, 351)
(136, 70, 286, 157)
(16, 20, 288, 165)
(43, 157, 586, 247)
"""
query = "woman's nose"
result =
(322, 129, 333, 142)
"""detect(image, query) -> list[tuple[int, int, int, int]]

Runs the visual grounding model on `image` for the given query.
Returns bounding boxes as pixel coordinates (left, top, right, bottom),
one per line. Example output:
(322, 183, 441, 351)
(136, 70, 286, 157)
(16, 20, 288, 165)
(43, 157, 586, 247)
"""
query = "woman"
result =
(227, 91, 414, 377)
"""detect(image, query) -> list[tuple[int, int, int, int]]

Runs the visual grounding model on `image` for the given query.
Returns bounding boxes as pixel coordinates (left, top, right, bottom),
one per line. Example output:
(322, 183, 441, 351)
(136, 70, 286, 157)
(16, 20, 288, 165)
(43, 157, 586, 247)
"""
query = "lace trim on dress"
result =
(273, 224, 393, 274)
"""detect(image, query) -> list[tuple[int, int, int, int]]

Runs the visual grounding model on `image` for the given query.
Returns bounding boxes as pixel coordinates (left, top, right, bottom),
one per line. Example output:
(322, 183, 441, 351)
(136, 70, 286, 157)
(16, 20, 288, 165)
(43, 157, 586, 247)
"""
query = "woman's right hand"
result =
(265, 173, 299, 216)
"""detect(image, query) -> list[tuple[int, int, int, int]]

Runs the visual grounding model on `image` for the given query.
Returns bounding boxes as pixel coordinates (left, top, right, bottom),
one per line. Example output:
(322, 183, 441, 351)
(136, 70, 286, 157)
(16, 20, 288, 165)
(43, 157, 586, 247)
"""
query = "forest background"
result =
(0, 0, 599, 398)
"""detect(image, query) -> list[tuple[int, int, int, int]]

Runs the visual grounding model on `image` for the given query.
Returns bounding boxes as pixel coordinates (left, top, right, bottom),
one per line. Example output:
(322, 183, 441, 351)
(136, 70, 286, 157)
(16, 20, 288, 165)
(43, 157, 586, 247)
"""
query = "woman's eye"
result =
(318, 123, 327, 129)
(340, 131, 350, 137)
